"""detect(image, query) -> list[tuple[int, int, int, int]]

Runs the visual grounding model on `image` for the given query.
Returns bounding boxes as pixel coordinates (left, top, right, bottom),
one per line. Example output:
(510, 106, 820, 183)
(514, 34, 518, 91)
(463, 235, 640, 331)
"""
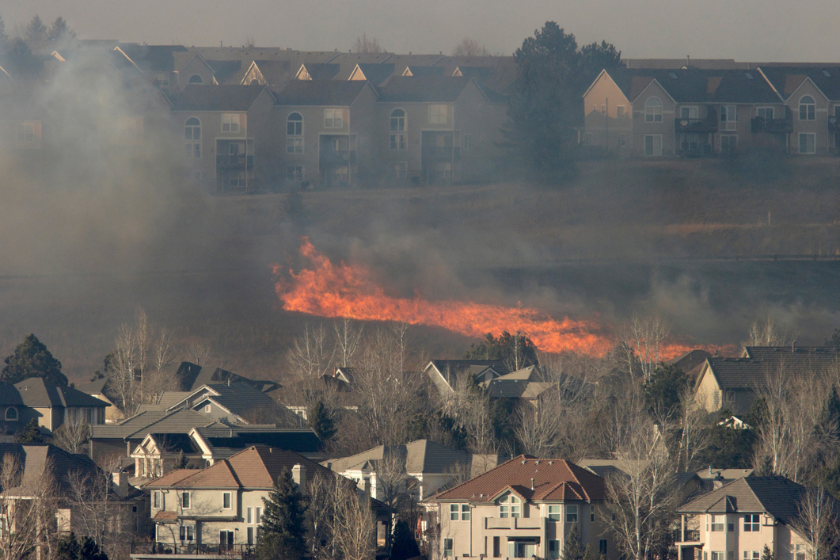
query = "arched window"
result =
(188, 74, 204, 84)
(185, 117, 201, 158)
(5, 407, 17, 421)
(499, 494, 521, 518)
(286, 113, 303, 154)
(799, 95, 816, 120)
(645, 97, 663, 122)
(390, 109, 407, 150)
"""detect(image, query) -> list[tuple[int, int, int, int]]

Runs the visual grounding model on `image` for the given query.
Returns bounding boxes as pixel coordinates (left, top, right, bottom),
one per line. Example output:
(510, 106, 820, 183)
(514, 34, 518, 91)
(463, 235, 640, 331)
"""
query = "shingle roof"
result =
(353, 63, 395, 86)
(91, 408, 221, 440)
(205, 59, 241, 83)
(300, 63, 340, 80)
(0, 443, 105, 497)
(0, 378, 109, 409)
(376, 76, 477, 103)
(116, 44, 187, 73)
(606, 68, 781, 104)
(425, 360, 508, 390)
(759, 66, 840, 100)
(705, 347, 840, 391)
(434, 455, 605, 503)
(678, 476, 838, 525)
(144, 445, 334, 490)
(275, 80, 370, 106)
(169, 84, 270, 111)
(325, 439, 473, 475)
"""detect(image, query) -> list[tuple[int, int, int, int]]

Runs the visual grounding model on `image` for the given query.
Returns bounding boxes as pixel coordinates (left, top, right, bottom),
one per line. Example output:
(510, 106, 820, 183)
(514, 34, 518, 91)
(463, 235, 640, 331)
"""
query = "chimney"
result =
(112, 471, 128, 498)
(292, 464, 306, 493)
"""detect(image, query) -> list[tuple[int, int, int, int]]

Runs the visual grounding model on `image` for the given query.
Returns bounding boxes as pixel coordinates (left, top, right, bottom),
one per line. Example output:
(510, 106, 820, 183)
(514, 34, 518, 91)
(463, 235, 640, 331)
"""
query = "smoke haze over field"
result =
(3, 0, 840, 62)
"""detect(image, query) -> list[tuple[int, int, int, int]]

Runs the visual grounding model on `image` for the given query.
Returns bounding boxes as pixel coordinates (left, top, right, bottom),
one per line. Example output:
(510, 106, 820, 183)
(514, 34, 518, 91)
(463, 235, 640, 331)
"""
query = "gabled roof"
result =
(402, 66, 445, 78)
(168, 383, 278, 419)
(275, 80, 372, 106)
(194, 426, 322, 457)
(114, 44, 187, 73)
(144, 445, 335, 490)
(90, 408, 222, 440)
(482, 366, 548, 399)
(603, 67, 781, 104)
(425, 360, 508, 391)
(324, 439, 474, 475)
(678, 476, 837, 525)
(434, 455, 605, 503)
(349, 63, 395, 86)
(169, 84, 272, 111)
(295, 63, 340, 81)
(242, 60, 296, 87)
(0, 378, 109, 409)
(0, 443, 106, 497)
(702, 346, 840, 391)
(376, 76, 480, 103)
(758, 66, 840, 100)
(205, 59, 242, 83)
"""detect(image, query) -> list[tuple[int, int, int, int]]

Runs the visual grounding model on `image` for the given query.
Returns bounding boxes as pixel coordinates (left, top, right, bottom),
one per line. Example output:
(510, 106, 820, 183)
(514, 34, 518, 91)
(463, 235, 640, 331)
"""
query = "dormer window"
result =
(4, 407, 17, 421)
(499, 495, 520, 518)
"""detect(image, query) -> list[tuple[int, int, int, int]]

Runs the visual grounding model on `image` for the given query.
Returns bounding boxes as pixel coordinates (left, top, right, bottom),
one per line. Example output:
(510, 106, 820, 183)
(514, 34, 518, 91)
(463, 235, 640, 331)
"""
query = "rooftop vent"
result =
(824, 70, 832, 77)
(668, 71, 678, 79)
(745, 72, 754, 80)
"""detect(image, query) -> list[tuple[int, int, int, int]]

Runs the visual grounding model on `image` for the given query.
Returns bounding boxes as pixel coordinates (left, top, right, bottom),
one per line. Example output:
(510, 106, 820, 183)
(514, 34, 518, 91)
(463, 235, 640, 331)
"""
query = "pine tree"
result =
(761, 544, 774, 560)
(16, 418, 44, 444)
(1, 334, 68, 386)
(307, 400, 336, 441)
(25, 15, 47, 49)
(562, 525, 587, 560)
(257, 467, 309, 560)
(56, 533, 108, 560)
(48, 17, 75, 44)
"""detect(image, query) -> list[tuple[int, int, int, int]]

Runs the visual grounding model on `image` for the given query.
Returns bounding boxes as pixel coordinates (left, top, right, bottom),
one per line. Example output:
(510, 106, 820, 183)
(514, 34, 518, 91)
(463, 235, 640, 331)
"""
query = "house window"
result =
(4, 408, 17, 421)
(743, 552, 759, 560)
(450, 504, 459, 520)
(743, 514, 759, 531)
(184, 117, 201, 158)
(204, 404, 211, 413)
(287, 165, 304, 182)
(434, 162, 452, 180)
(681, 106, 699, 119)
(720, 136, 737, 153)
(179, 525, 194, 541)
(617, 105, 626, 118)
(799, 133, 816, 154)
(792, 544, 805, 560)
(548, 539, 561, 559)
(499, 495, 521, 518)
(221, 113, 241, 133)
(153, 491, 160, 509)
(799, 96, 816, 120)
(181, 492, 190, 509)
(229, 171, 246, 189)
(644, 134, 662, 156)
(720, 105, 737, 131)
(599, 540, 607, 555)
(463, 134, 472, 150)
(461, 504, 470, 521)
(709, 514, 724, 532)
(247, 526, 254, 545)
(428, 104, 449, 125)
(219, 530, 234, 551)
(756, 107, 774, 120)
(390, 109, 407, 150)
(619, 133, 626, 147)
(711, 553, 724, 560)
(188, 74, 203, 84)
(590, 505, 595, 522)
(547, 505, 561, 521)
(393, 162, 407, 179)
(566, 504, 578, 523)
(644, 97, 663, 122)
(324, 108, 344, 128)
(287, 112, 303, 154)
(223, 492, 231, 509)
(444, 538, 454, 557)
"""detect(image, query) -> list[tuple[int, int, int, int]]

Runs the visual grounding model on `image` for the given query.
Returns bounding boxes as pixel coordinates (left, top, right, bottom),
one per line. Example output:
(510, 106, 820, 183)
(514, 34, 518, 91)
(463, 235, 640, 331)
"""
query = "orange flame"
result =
(273, 239, 724, 359)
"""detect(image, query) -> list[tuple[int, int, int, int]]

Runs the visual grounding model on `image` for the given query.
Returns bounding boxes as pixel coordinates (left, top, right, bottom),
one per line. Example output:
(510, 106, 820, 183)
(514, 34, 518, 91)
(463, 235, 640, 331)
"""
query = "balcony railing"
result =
(751, 116, 793, 134)
(320, 150, 357, 165)
(828, 116, 840, 132)
(130, 542, 256, 557)
(215, 155, 254, 169)
(673, 529, 701, 543)
(675, 117, 718, 133)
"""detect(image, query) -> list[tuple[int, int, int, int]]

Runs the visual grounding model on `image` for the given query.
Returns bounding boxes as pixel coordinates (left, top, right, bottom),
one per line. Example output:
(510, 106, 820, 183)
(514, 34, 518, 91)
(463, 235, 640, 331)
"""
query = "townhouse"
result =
(0, 377, 109, 435)
(584, 64, 840, 157)
(432, 455, 617, 560)
(675, 476, 839, 560)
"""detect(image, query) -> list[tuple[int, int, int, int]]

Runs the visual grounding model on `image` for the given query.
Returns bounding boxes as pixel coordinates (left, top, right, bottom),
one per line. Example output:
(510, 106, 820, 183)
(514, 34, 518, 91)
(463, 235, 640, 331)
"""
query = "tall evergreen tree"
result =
(25, 15, 47, 49)
(1, 333, 68, 386)
(257, 467, 309, 560)
(48, 17, 75, 44)
(16, 418, 44, 444)
(307, 400, 336, 441)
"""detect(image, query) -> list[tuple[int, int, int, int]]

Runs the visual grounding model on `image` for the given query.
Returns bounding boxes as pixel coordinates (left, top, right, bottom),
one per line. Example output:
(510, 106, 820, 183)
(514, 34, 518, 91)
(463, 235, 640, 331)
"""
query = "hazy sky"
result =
(3, 0, 839, 62)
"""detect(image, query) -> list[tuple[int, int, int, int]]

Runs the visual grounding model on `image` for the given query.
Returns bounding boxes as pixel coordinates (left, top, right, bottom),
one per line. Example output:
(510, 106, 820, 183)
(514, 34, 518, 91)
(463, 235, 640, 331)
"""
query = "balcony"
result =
(215, 155, 254, 169)
(828, 116, 840, 132)
(752, 107, 793, 134)
(130, 542, 255, 558)
(673, 529, 701, 543)
(675, 117, 718, 133)
(320, 150, 356, 165)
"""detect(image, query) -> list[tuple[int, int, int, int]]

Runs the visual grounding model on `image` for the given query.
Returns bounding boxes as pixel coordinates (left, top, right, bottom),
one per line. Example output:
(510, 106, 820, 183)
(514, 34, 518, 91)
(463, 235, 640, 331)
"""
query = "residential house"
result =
(374, 76, 507, 184)
(169, 84, 277, 192)
(274, 80, 378, 188)
(694, 346, 840, 415)
(432, 455, 618, 559)
(323, 439, 497, 501)
(696, 467, 753, 493)
(172, 362, 281, 395)
(131, 424, 323, 479)
(424, 359, 508, 396)
(481, 365, 556, 406)
(76, 377, 125, 424)
(583, 67, 784, 157)
(160, 382, 287, 424)
(135, 445, 392, 559)
(675, 476, 839, 560)
(0, 378, 109, 435)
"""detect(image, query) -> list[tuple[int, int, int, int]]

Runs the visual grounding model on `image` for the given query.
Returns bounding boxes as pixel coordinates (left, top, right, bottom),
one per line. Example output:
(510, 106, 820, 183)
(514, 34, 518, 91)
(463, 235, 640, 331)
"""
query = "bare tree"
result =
(186, 339, 213, 366)
(452, 37, 490, 57)
(306, 472, 338, 560)
(334, 319, 364, 368)
(513, 397, 564, 457)
(673, 386, 712, 473)
(352, 33, 385, 54)
(375, 451, 412, 510)
(0, 453, 59, 560)
(52, 420, 91, 454)
(619, 314, 669, 381)
(602, 386, 678, 560)
(747, 316, 793, 347)
(144, 327, 178, 404)
(286, 324, 335, 381)
(332, 482, 375, 560)
(790, 487, 839, 560)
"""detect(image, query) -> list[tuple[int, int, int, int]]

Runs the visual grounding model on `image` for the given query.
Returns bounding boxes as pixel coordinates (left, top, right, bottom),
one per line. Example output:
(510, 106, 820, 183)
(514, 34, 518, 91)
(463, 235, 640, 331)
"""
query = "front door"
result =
(219, 530, 234, 551)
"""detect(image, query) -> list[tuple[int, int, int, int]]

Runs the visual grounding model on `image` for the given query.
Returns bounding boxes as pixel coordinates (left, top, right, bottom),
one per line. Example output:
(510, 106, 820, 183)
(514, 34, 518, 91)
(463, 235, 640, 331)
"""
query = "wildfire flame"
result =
(273, 239, 719, 359)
